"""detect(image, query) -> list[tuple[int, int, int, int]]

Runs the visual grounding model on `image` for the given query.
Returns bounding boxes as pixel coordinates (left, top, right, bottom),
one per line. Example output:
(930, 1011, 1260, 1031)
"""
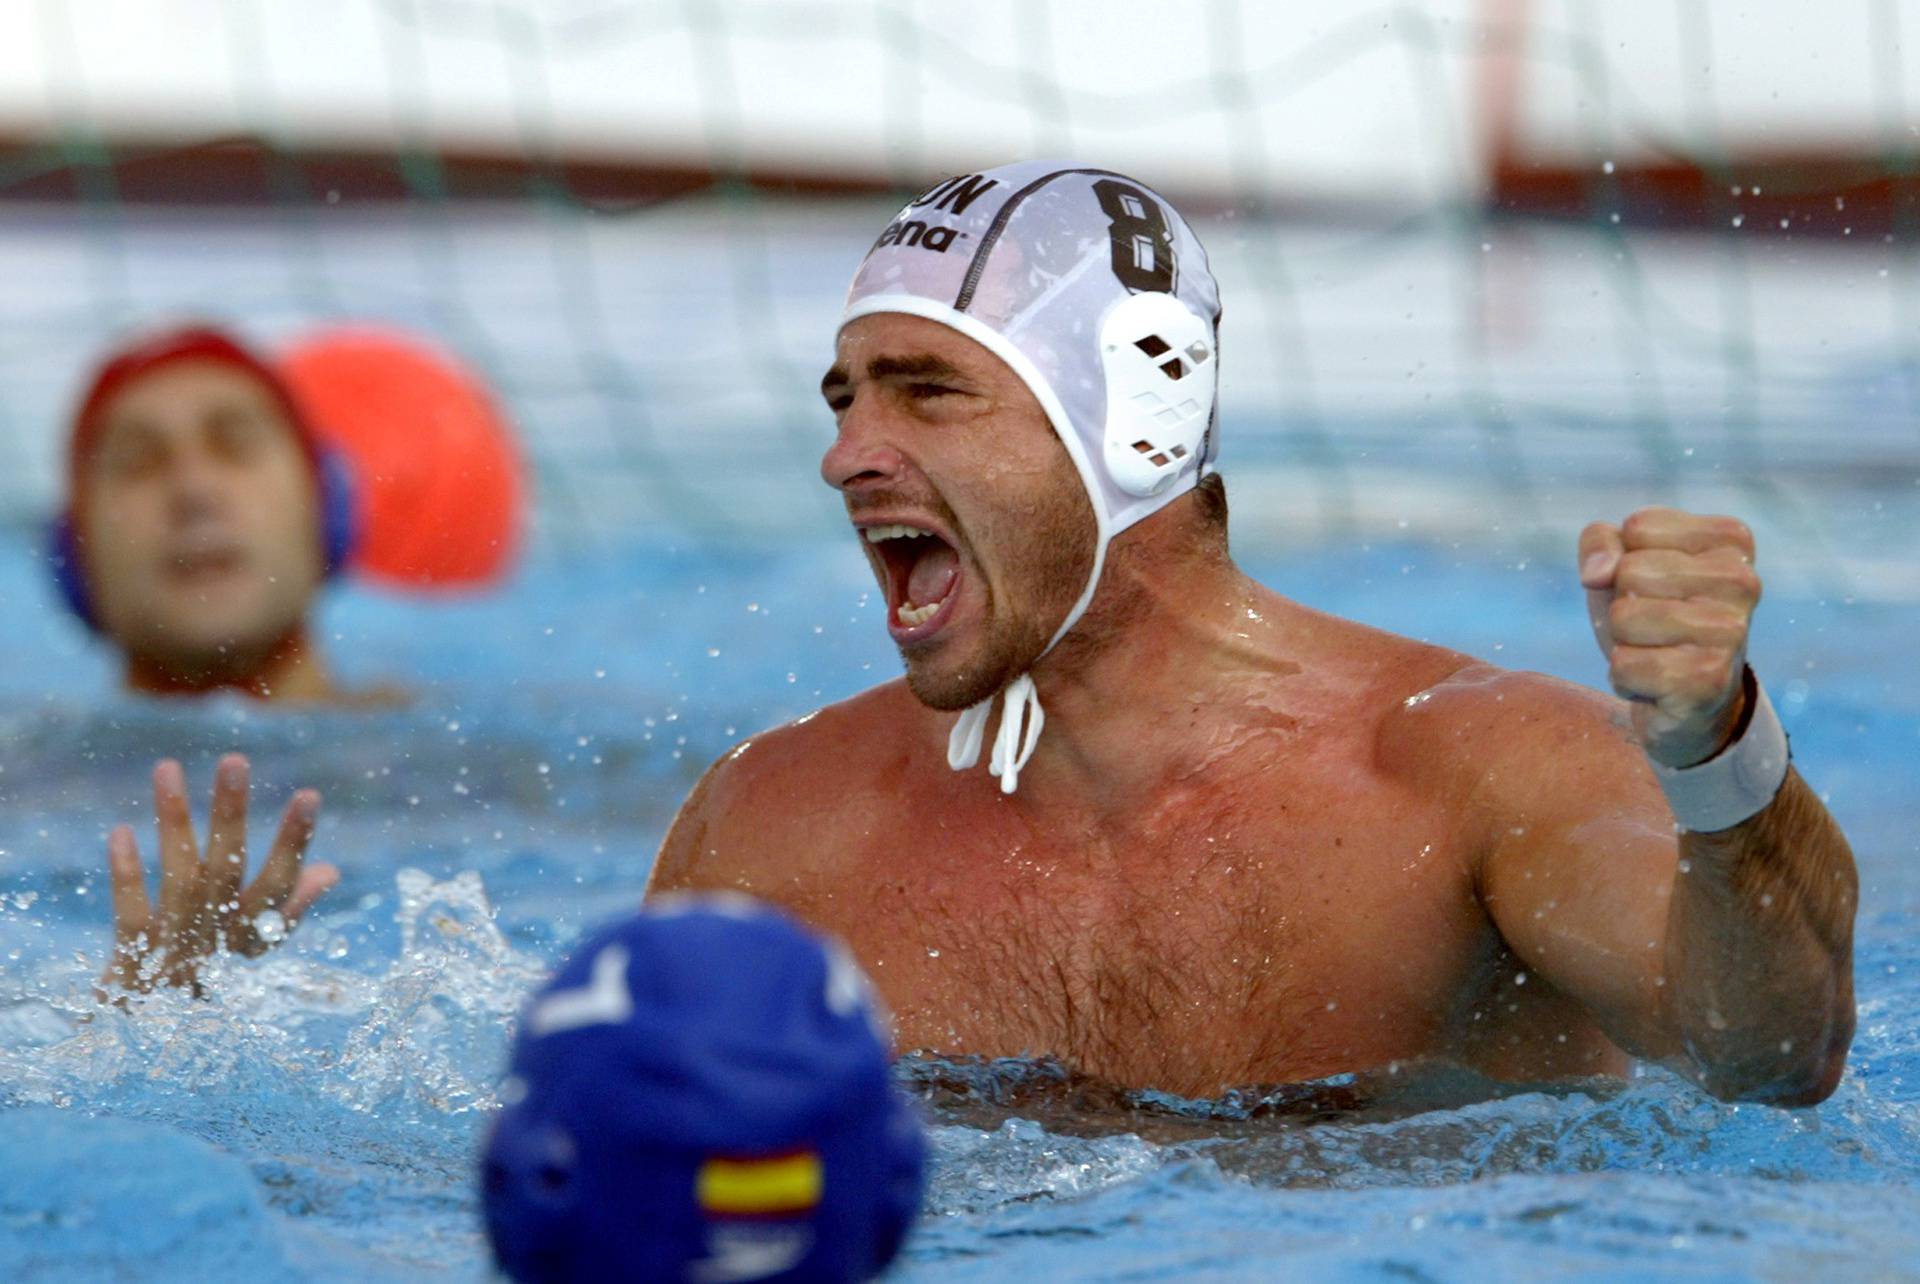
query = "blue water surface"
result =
(0, 527, 1916, 1282)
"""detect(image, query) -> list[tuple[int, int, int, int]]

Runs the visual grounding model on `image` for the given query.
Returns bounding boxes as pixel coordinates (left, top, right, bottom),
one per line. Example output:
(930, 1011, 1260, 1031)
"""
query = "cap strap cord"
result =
(947, 673, 1046, 794)
(948, 700, 991, 772)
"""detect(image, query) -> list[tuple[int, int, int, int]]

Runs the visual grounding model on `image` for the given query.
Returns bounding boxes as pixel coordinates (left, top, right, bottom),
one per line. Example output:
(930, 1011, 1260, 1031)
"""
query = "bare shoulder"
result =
(1381, 659, 1626, 781)
(1395, 659, 1621, 746)
(646, 680, 926, 896)
(1377, 657, 1657, 842)
(1288, 606, 1485, 748)
(1265, 597, 1629, 794)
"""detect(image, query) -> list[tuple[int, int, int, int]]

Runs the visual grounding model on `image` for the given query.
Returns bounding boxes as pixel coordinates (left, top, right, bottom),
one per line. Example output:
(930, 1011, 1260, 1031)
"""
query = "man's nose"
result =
(164, 449, 232, 521)
(819, 392, 909, 494)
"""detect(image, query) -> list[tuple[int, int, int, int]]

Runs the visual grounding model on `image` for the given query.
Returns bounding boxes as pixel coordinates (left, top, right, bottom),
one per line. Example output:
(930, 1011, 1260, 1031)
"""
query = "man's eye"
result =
(210, 411, 273, 460)
(100, 442, 164, 480)
(908, 383, 958, 400)
(826, 392, 854, 413)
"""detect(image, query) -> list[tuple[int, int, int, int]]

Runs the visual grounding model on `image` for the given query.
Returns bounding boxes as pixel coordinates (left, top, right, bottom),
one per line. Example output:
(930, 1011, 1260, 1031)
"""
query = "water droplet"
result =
(252, 910, 287, 945)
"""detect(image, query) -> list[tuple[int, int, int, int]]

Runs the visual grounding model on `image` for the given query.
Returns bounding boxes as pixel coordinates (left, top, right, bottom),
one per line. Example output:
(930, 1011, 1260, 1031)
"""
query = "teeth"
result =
(864, 524, 932, 543)
(896, 601, 940, 626)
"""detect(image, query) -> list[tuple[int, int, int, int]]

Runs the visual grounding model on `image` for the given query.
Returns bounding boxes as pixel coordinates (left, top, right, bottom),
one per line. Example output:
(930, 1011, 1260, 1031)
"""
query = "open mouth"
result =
(861, 522, 962, 643)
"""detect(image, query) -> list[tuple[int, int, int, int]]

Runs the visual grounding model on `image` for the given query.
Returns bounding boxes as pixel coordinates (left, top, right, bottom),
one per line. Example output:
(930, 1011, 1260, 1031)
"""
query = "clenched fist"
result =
(1579, 507, 1762, 769)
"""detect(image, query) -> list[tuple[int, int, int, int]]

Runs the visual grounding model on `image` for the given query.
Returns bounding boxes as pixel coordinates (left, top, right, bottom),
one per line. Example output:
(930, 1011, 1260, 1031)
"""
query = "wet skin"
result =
(651, 314, 1858, 1104)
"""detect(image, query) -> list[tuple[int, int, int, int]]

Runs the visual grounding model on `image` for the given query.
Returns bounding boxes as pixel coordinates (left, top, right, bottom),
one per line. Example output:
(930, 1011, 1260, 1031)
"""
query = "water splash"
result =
(0, 869, 542, 1279)
(0, 868, 541, 1116)
(329, 869, 543, 1114)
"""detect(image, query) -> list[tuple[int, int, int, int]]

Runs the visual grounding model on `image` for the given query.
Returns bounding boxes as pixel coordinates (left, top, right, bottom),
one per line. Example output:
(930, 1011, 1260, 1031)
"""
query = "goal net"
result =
(0, 0, 1913, 596)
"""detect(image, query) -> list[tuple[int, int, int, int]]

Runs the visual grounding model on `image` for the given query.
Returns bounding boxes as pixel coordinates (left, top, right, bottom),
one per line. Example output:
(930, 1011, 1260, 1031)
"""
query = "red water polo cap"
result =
(65, 325, 320, 515)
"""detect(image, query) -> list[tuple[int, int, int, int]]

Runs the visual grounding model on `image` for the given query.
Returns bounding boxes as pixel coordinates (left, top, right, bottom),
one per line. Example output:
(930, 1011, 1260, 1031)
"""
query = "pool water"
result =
(0, 528, 1916, 1282)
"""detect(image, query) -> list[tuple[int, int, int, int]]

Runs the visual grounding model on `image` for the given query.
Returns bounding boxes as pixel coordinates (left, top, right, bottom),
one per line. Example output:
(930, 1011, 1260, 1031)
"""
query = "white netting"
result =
(0, 1, 1913, 597)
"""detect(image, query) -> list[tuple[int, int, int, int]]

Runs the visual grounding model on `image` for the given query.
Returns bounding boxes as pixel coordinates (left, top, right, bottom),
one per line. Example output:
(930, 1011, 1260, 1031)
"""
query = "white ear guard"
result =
(1099, 290, 1218, 499)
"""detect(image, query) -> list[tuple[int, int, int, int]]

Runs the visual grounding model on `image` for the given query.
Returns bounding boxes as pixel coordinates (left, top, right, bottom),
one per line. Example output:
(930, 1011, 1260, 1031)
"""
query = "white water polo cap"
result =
(840, 161, 1223, 793)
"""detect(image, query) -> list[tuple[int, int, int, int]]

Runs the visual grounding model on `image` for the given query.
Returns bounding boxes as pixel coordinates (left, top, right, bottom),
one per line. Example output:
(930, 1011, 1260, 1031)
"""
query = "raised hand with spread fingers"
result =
(101, 754, 339, 995)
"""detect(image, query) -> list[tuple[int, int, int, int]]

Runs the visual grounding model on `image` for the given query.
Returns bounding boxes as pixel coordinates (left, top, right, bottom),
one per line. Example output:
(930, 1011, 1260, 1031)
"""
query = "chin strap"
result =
(947, 673, 1045, 794)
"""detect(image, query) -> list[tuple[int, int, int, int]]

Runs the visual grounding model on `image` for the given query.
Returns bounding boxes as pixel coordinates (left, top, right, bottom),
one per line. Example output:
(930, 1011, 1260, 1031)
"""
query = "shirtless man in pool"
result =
(647, 162, 1858, 1105)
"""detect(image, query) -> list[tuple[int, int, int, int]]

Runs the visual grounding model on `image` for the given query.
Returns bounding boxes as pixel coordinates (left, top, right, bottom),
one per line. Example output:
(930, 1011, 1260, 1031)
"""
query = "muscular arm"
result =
(1662, 764, 1857, 1101)
(1460, 506, 1859, 1106)
(1464, 680, 1857, 1104)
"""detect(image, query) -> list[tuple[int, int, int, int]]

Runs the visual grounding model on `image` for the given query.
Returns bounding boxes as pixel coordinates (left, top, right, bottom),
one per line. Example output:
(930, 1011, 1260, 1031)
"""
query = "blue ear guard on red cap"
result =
(482, 898, 926, 1284)
(46, 448, 356, 633)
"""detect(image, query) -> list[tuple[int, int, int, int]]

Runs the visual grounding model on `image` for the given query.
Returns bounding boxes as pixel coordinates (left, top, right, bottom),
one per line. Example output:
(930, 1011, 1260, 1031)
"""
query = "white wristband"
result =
(1649, 668, 1790, 833)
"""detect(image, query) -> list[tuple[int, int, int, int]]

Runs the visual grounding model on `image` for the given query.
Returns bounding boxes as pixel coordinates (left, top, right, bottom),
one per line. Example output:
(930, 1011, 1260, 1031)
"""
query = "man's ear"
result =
(315, 448, 357, 578)
(46, 512, 101, 632)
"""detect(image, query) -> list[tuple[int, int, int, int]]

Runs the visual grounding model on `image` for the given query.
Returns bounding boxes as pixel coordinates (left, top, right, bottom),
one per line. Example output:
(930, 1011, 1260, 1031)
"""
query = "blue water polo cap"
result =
(482, 895, 926, 1284)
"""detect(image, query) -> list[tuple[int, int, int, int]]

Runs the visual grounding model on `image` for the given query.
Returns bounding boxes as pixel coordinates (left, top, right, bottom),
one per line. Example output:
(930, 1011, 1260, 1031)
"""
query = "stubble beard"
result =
(903, 599, 1050, 711)
(901, 489, 1097, 712)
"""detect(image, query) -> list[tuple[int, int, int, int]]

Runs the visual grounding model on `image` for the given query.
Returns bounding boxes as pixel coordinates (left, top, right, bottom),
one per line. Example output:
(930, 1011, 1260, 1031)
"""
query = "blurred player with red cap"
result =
(52, 325, 359, 701)
(67, 322, 527, 996)
(53, 321, 524, 702)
